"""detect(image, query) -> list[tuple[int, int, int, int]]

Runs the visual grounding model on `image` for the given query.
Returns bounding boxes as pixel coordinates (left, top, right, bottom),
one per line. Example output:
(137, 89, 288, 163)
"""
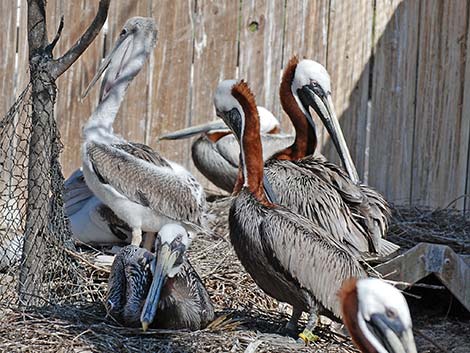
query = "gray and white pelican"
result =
(159, 106, 294, 193)
(260, 56, 398, 257)
(339, 278, 417, 353)
(64, 168, 131, 244)
(107, 224, 214, 330)
(214, 79, 367, 339)
(81, 17, 207, 247)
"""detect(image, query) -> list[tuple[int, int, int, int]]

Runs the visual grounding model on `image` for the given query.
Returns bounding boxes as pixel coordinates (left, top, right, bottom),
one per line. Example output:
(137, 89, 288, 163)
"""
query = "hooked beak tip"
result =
(141, 321, 149, 332)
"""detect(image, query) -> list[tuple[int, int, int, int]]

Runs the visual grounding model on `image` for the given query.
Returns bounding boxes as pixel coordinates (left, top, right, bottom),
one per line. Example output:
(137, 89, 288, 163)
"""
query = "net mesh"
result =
(0, 74, 105, 310)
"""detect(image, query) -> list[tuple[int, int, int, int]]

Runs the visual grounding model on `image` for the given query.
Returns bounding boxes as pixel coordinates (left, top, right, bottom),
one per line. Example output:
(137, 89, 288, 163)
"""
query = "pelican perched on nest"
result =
(107, 224, 214, 330)
(81, 17, 207, 247)
(256, 57, 398, 257)
(214, 79, 367, 340)
(159, 106, 294, 193)
(339, 278, 417, 353)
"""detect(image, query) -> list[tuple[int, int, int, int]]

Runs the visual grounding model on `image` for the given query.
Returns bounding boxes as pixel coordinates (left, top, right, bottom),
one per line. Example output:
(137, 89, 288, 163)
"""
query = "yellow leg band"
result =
(298, 329, 319, 344)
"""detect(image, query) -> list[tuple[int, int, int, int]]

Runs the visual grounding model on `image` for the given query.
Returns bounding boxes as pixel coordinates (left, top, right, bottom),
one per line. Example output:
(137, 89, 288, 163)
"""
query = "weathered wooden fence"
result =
(1, 0, 470, 210)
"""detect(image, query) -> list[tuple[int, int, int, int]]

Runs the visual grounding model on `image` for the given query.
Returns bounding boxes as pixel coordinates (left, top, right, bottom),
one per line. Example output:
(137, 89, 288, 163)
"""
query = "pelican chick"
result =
(159, 107, 294, 193)
(81, 17, 207, 247)
(107, 224, 214, 330)
(339, 278, 417, 353)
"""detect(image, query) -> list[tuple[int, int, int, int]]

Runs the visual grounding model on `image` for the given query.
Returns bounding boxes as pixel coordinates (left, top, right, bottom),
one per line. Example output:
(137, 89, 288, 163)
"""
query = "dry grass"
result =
(0, 197, 469, 352)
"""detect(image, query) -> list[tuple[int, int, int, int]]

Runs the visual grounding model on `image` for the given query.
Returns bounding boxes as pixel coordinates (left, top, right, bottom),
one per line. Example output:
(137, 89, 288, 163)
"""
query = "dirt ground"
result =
(0, 197, 469, 352)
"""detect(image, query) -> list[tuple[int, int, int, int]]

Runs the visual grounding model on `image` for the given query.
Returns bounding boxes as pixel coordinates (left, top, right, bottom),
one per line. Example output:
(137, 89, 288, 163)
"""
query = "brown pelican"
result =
(107, 224, 214, 330)
(159, 106, 294, 193)
(339, 278, 417, 353)
(262, 57, 397, 257)
(81, 17, 207, 247)
(214, 79, 367, 339)
(64, 168, 132, 244)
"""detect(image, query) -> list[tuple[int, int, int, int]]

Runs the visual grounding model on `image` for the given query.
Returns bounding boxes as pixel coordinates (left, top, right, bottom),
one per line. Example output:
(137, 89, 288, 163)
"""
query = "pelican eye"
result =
(385, 308, 397, 320)
(120, 28, 127, 36)
(175, 234, 183, 242)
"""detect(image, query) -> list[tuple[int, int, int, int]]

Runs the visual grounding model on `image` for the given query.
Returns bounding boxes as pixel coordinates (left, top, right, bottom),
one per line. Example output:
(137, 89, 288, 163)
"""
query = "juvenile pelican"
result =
(339, 278, 417, 353)
(64, 168, 131, 244)
(81, 17, 207, 247)
(261, 57, 397, 257)
(159, 107, 294, 193)
(214, 79, 366, 339)
(107, 224, 214, 330)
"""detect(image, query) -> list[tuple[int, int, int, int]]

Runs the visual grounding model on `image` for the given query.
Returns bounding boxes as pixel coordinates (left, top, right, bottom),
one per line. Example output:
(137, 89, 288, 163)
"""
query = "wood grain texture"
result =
(46, 0, 105, 178)
(412, 0, 469, 209)
(282, 0, 330, 135)
(369, 0, 419, 204)
(189, 0, 239, 192)
(323, 0, 373, 181)
(0, 1, 17, 117)
(147, 0, 193, 166)
(238, 0, 285, 119)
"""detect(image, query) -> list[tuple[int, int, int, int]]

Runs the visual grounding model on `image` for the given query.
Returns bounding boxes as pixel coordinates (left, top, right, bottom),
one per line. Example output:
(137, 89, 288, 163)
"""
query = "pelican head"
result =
(140, 224, 190, 331)
(340, 278, 417, 353)
(286, 58, 359, 183)
(213, 79, 245, 140)
(82, 17, 158, 101)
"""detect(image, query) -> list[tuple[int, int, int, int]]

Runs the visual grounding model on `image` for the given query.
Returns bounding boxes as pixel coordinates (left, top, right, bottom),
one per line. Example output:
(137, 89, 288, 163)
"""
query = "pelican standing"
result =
(81, 17, 207, 247)
(159, 106, 294, 193)
(107, 224, 214, 330)
(339, 278, 417, 353)
(214, 79, 367, 339)
(260, 57, 397, 257)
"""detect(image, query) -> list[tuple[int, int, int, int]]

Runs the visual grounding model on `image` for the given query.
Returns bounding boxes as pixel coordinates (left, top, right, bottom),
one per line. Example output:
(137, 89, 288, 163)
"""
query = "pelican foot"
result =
(297, 329, 319, 345)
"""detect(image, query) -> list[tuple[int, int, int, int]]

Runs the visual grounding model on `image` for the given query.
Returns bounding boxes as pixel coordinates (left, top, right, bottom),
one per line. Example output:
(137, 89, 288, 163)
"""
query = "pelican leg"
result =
(298, 306, 319, 344)
(142, 232, 156, 251)
(131, 228, 143, 246)
(283, 307, 302, 336)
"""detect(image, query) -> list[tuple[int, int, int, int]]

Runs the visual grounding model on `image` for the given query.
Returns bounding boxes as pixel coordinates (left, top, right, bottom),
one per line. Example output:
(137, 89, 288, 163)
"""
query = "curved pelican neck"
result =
(231, 85, 270, 205)
(276, 61, 317, 160)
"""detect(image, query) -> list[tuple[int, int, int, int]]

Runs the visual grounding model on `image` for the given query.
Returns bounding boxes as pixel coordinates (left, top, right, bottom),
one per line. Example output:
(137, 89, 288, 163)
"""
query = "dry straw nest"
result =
(1, 196, 469, 352)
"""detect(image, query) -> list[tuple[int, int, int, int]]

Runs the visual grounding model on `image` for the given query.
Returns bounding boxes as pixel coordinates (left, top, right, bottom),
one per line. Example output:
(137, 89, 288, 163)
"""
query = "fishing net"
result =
(0, 75, 104, 310)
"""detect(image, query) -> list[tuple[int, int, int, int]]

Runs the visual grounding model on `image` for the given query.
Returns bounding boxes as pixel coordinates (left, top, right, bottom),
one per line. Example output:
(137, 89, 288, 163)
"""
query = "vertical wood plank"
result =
(48, 0, 104, 178)
(0, 1, 17, 117)
(106, 0, 152, 144)
(369, 0, 419, 204)
(463, 9, 470, 211)
(324, 0, 373, 180)
(16, 0, 29, 93)
(238, 0, 285, 119)
(189, 0, 239, 191)
(147, 0, 193, 166)
(282, 0, 330, 137)
(412, 0, 469, 209)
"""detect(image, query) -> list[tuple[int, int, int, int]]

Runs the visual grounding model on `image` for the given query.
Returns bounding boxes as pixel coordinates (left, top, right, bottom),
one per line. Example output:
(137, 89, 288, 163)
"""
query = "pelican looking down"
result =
(339, 278, 417, 353)
(159, 106, 294, 193)
(81, 17, 207, 247)
(107, 224, 214, 330)
(256, 57, 398, 257)
(214, 79, 367, 340)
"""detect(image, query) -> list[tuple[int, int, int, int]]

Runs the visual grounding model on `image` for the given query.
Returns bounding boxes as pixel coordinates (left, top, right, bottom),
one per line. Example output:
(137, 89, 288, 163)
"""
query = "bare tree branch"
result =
(45, 16, 64, 55)
(27, 0, 49, 59)
(50, 0, 110, 79)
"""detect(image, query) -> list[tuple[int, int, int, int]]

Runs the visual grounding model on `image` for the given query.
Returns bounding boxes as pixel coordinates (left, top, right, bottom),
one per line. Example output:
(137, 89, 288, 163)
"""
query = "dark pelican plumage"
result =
(259, 56, 398, 257)
(159, 106, 294, 193)
(81, 17, 207, 247)
(214, 79, 367, 339)
(339, 278, 417, 353)
(107, 224, 214, 330)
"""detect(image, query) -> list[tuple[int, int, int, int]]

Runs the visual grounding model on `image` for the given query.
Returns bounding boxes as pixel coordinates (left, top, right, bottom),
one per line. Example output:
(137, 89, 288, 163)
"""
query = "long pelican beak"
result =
(298, 85, 360, 184)
(140, 243, 180, 331)
(81, 31, 133, 100)
(158, 121, 228, 140)
(366, 313, 417, 353)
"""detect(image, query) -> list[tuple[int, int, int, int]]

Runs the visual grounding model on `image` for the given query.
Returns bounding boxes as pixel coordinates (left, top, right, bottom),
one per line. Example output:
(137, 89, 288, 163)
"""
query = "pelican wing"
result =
(265, 159, 371, 255)
(86, 142, 206, 226)
(64, 168, 95, 216)
(260, 209, 367, 317)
